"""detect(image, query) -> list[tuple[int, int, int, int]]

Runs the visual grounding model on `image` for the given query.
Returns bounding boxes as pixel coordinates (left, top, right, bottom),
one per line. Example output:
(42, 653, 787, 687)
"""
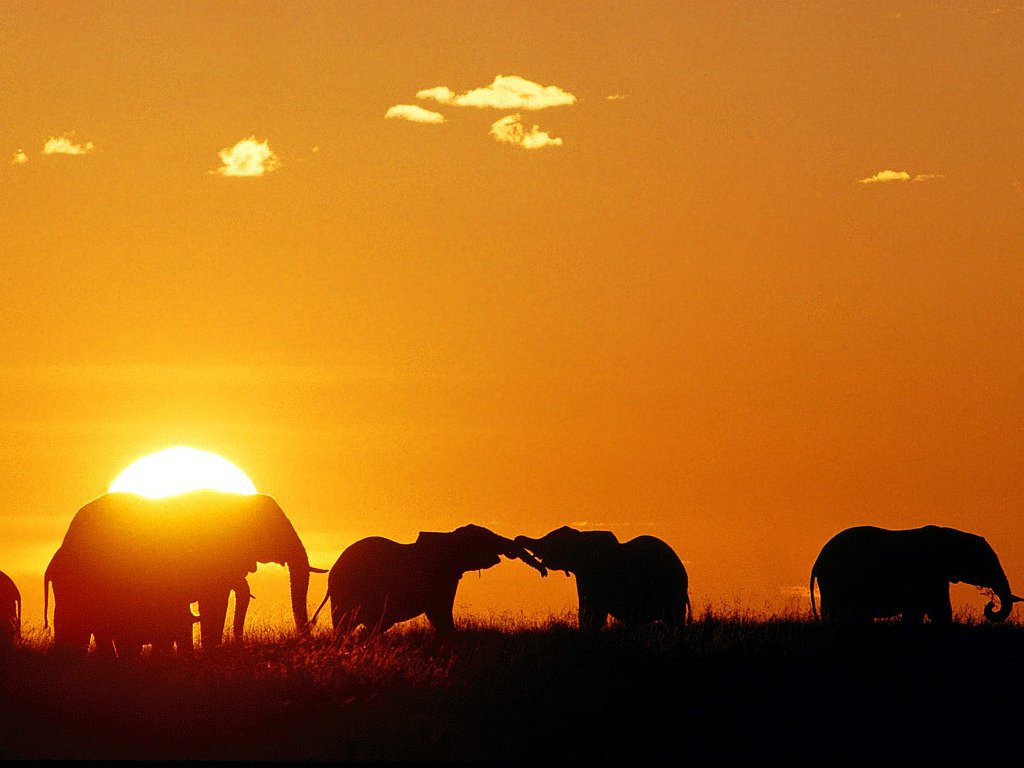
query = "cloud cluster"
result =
(11, 135, 96, 165)
(384, 104, 446, 124)
(43, 136, 95, 155)
(416, 75, 576, 111)
(858, 169, 944, 184)
(489, 114, 563, 149)
(386, 74, 574, 150)
(214, 136, 280, 177)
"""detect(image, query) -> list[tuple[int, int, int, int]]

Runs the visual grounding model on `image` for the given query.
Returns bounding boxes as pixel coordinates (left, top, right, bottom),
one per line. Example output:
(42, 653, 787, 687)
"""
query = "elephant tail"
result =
(310, 591, 330, 626)
(685, 592, 693, 625)
(809, 566, 819, 621)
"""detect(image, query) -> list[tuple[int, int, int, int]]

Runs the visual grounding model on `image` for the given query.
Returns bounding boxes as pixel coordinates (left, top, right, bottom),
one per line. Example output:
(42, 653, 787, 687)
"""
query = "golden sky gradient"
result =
(2, 1, 1023, 625)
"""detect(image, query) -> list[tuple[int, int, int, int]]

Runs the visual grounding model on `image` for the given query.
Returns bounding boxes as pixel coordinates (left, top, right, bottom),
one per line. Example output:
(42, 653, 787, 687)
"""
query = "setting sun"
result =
(108, 446, 257, 498)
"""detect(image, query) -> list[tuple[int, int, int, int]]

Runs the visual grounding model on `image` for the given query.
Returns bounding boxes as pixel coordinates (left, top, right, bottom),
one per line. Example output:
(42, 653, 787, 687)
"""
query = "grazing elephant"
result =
(810, 525, 1023, 625)
(515, 527, 691, 632)
(311, 524, 547, 634)
(1, 569, 20, 645)
(44, 490, 325, 656)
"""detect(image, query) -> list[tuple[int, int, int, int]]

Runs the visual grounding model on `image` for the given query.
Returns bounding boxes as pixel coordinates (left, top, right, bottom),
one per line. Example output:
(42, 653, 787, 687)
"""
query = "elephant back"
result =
(329, 537, 423, 590)
(621, 536, 688, 590)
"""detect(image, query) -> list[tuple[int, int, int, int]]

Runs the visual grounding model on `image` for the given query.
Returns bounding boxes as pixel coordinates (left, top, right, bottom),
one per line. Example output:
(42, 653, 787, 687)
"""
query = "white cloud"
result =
(214, 136, 280, 177)
(858, 169, 945, 185)
(418, 75, 576, 110)
(606, 94, 628, 101)
(489, 114, 563, 149)
(384, 104, 446, 124)
(414, 86, 456, 104)
(42, 136, 95, 156)
(11, 150, 28, 165)
(858, 169, 910, 184)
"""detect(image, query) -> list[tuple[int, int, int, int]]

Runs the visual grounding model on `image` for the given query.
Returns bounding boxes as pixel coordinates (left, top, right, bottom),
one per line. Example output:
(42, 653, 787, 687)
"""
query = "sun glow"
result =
(109, 446, 257, 498)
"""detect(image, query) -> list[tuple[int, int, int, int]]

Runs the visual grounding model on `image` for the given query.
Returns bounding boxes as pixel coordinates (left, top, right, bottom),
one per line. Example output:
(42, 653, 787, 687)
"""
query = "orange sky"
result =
(2, 1, 1023, 627)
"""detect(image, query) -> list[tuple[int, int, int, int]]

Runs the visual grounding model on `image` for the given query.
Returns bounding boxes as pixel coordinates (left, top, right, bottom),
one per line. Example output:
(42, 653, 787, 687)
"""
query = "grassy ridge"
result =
(2, 611, 1021, 764)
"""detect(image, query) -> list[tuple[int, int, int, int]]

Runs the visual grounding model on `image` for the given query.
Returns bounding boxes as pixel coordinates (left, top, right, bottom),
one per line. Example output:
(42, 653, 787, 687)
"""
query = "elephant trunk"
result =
(502, 536, 547, 577)
(983, 582, 1018, 623)
(286, 549, 312, 634)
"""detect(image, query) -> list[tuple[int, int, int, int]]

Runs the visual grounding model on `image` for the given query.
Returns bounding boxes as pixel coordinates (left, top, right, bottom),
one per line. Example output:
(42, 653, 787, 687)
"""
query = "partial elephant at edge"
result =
(0, 569, 21, 646)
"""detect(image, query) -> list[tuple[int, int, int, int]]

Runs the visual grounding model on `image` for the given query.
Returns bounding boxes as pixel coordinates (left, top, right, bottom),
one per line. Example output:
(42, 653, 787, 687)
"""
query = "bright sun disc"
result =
(109, 446, 257, 498)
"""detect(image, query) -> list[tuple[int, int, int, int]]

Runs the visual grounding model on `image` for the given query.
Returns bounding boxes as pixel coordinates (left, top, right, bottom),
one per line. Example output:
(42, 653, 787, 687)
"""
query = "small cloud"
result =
(43, 135, 95, 156)
(311, 146, 320, 154)
(912, 173, 944, 182)
(415, 86, 456, 104)
(11, 150, 28, 165)
(418, 75, 576, 110)
(213, 136, 280, 177)
(606, 94, 628, 101)
(490, 114, 563, 149)
(384, 104, 446, 124)
(858, 169, 910, 184)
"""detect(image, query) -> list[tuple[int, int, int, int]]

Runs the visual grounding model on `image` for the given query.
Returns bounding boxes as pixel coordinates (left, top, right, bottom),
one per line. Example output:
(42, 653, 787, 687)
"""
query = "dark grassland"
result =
(2, 611, 1022, 765)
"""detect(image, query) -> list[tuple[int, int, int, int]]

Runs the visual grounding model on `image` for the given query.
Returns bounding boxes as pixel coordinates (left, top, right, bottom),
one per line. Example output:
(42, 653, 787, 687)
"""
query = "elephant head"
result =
(514, 526, 619, 575)
(232, 493, 319, 634)
(416, 524, 547, 577)
(934, 527, 1023, 622)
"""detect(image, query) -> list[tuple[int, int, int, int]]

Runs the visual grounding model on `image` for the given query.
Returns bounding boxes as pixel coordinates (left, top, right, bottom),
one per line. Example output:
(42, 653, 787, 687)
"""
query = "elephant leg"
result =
(578, 595, 608, 632)
(232, 584, 250, 643)
(167, 613, 195, 655)
(197, 591, 230, 649)
(92, 630, 118, 658)
(425, 582, 459, 633)
(926, 587, 953, 625)
(424, 608, 456, 633)
(330, 595, 366, 635)
(114, 633, 145, 659)
(52, 599, 91, 653)
(665, 603, 688, 629)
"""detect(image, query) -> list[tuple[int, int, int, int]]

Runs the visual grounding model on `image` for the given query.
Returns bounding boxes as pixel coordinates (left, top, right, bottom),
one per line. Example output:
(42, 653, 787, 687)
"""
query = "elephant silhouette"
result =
(311, 524, 547, 634)
(515, 526, 691, 632)
(1, 569, 20, 645)
(45, 490, 325, 657)
(810, 525, 1023, 624)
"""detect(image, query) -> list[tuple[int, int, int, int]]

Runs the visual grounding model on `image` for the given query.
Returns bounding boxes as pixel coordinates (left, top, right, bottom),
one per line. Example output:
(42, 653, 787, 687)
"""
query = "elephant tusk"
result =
(1012, 594, 1024, 603)
(309, 566, 330, 574)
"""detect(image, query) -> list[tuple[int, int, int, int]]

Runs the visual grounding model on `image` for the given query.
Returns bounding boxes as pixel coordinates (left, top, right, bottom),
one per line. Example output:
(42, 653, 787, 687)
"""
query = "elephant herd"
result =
(0, 490, 1019, 656)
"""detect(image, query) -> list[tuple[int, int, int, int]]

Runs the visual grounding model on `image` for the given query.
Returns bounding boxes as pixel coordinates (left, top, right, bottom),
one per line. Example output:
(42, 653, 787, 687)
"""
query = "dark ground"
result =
(1, 616, 1021, 765)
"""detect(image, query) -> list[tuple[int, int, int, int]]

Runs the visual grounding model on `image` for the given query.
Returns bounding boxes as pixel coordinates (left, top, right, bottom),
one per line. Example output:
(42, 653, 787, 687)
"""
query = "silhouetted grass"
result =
(2, 610, 1022, 763)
